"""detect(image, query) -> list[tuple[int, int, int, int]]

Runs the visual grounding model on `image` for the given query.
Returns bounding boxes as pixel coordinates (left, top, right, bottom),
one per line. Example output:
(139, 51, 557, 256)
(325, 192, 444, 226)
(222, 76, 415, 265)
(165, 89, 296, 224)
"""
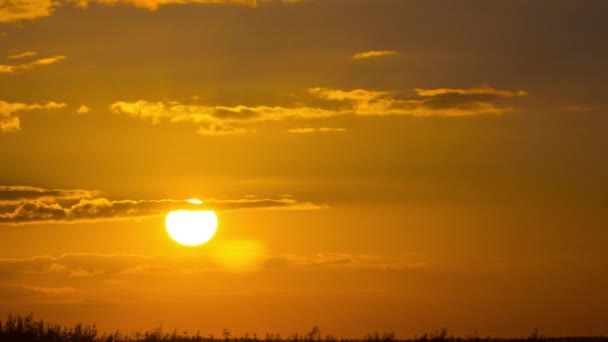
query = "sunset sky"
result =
(1, 0, 607, 338)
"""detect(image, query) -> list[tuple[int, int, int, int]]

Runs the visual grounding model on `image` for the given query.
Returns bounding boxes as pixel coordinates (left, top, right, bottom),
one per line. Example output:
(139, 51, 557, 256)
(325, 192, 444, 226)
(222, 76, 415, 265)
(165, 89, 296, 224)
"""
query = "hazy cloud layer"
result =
(288, 127, 347, 134)
(0, 252, 427, 279)
(0, 55, 66, 74)
(0, 101, 66, 132)
(111, 85, 526, 134)
(352, 50, 398, 60)
(0, 0, 305, 23)
(0, 185, 325, 225)
(264, 253, 430, 271)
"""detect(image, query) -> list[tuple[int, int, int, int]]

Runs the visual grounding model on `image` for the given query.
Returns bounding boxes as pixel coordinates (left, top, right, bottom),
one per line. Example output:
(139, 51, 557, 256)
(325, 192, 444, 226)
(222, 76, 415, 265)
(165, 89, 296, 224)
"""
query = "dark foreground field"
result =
(1, 314, 605, 342)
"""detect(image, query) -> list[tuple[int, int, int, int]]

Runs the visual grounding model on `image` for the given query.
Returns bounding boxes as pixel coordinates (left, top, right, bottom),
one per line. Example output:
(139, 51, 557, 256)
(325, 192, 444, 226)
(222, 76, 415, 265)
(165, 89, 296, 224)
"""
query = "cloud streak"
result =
(288, 127, 347, 134)
(0, 0, 305, 23)
(0, 101, 66, 133)
(111, 85, 526, 134)
(0, 0, 55, 23)
(0, 185, 325, 225)
(7, 51, 38, 59)
(0, 55, 66, 74)
(0, 252, 428, 279)
(352, 50, 398, 60)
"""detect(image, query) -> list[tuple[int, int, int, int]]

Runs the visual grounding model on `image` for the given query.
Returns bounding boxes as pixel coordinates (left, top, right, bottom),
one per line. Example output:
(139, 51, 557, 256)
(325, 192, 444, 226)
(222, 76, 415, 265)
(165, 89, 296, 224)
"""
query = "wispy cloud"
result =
(0, 252, 428, 279)
(0, 0, 55, 23)
(111, 85, 525, 135)
(0, 0, 306, 23)
(413, 86, 527, 98)
(0, 55, 66, 74)
(0, 284, 76, 300)
(7, 51, 38, 59)
(352, 50, 399, 60)
(0, 101, 66, 133)
(75, 105, 91, 114)
(288, 127, 347, 134)
(0, 185, 98, 202)
(264, 253, 430, 271)
(75, 0, 306, 11)
(110, 101, 338, 134)
(310, 85, 526, 117)
(0, 185, 325, 225)
(196, 123, 256, 136)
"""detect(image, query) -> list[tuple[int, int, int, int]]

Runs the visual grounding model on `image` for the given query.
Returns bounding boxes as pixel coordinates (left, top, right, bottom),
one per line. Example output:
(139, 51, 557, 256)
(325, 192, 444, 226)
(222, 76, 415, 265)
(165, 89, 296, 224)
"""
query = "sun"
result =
(165, 210, 218, 246)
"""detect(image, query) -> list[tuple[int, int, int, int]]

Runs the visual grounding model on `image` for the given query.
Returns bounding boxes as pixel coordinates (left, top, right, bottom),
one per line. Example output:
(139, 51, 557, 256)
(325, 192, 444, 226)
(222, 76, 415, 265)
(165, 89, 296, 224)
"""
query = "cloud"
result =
(0, 101, 66, 133)
(310, 85, 527, 117)
(196, 122, 255, 136)
(0, 185, 97, 202)
(75, 104, 91, 114)
(110, 101, 338, 134)
(264, 253, 430, 271)
(7, 51, 38, 59)
(0, 185, 325, 225)
(0, 284, 76, 300)
(0, 115, 19, 132)
(413, 86, 527, 98)
(75, 0, 305, 11)
(0, 0, 55, 23)
(110, 101, 336, 124)
(111, 85, 526, 134)
(0, 0, 306, 23)
(352, 50, 398, 60)
(0, 55, 66, 74)
(288, 127, 347, 134)
(0, 252, 427, 279)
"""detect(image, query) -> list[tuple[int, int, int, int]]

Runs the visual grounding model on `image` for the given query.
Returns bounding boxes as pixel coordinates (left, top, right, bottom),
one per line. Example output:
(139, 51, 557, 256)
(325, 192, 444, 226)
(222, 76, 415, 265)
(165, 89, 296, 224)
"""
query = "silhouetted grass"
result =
(0, 314, 605, 342)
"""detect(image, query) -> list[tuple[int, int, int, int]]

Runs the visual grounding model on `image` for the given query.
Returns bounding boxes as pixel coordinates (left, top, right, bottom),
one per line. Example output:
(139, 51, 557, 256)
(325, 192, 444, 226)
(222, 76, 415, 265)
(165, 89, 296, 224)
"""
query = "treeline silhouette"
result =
(0, 314, 606, 342)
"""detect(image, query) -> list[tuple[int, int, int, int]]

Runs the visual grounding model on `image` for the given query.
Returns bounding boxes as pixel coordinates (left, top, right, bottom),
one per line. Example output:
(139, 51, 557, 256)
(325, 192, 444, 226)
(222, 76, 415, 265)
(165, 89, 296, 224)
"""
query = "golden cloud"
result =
(414, 85, 527, 98)
(7, 51, 38, 59)
(0, 0, 55, 23)
(75, 104, 91, 114)
(110, 85, 525, 134)
(0, 101, 66, 133)
(288, 127, 347, 134)
(352, 50, 399, 60)
(0, 55, 66, 74)
(0, 0, 306, 23)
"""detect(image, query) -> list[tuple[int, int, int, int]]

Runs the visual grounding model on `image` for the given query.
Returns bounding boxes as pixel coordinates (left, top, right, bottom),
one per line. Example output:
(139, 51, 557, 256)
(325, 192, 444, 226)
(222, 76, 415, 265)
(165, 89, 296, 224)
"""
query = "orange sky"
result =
(1, 0, 607, 338)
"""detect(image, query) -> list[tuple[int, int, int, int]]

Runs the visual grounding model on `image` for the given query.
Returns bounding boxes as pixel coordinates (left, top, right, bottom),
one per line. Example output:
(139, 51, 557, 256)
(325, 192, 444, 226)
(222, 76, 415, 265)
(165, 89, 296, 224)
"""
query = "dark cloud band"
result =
(0, 185, 325, 225)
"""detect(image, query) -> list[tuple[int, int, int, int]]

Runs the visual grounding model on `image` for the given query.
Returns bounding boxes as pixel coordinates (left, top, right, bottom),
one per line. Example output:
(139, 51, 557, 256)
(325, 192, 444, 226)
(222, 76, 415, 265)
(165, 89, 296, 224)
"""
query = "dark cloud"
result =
(0, 185, 96, 202)
(0, 185, 325, 225)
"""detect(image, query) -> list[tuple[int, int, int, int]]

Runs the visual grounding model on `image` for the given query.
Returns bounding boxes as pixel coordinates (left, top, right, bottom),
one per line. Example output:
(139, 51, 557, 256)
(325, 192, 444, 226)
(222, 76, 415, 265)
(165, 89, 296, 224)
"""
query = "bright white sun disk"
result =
(165, 210, 217, 246)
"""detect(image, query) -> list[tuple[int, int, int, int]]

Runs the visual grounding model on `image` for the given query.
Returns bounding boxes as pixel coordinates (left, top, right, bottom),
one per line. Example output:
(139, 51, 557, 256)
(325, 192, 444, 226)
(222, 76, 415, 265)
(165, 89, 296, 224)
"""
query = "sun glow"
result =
(165, 210, 217, 246)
